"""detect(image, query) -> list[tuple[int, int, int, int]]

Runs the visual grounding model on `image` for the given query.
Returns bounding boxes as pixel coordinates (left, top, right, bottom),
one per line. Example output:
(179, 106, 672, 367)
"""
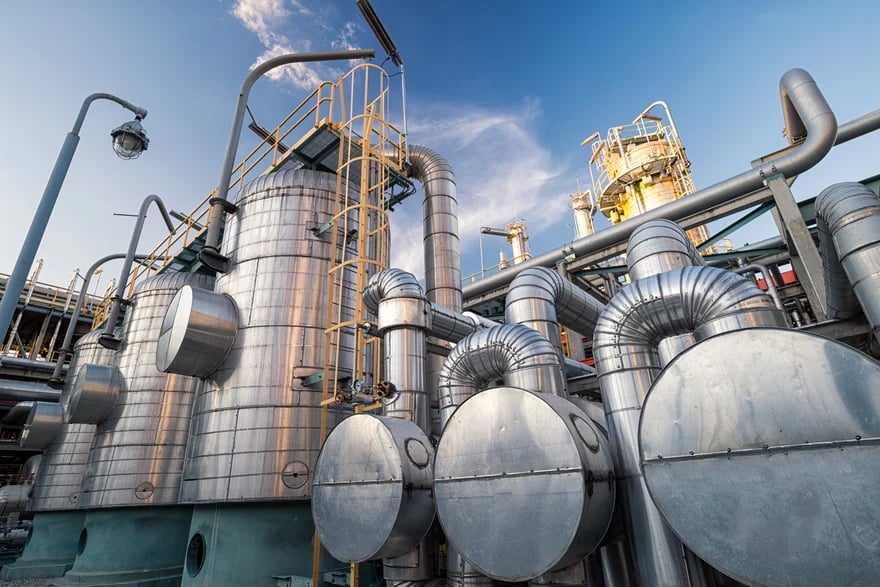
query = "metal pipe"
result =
(463, 68, 839, 300)
(51, 253, 148, 381)
(834, 108, 880, 145)
(815, 182, 880, 342)
(627, 219, 704, 282)
(0, 93, 147, 353)
(1, 401, 35, 424)
(734, 263, 785, 312)
(504, 267, 604, 394)
(438, 323, 563, 425)
(0, 356, 65, 373)
(0, 380, 60, 403)
(99, 194, 175, 348)
(199, 49, 375, 272)
(593, 266, 786, 586)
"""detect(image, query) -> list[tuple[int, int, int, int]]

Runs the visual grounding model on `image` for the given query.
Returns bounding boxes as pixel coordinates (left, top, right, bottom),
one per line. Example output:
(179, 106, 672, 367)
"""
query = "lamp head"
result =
(110, 117, 149, 159)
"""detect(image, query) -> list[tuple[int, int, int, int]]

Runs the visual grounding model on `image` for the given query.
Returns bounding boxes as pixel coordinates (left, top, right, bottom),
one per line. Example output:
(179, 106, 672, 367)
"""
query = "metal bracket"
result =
(208, 197, 238, 214)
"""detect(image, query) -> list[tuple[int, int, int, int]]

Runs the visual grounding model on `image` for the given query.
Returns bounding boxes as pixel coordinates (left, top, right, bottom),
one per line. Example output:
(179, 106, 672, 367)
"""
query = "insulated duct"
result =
(463, 68, 838, 300)
(593, 265, 787, 586)
(504, 267, 605, 373)
(815, 182, 880, 342)
(626, 219, 704, 282)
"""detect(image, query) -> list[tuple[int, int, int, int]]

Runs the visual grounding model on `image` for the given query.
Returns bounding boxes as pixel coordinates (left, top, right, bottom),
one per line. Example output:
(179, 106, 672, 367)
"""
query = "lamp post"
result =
(198, 49, 375, 272)
(0, 93, 149, 346)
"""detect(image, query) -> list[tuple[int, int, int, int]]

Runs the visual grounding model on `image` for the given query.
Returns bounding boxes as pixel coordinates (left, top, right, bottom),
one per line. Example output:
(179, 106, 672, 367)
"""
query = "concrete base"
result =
(181, 502, 377, 587)
(0, 510, 85, 579)
(55, 505, 192, 586)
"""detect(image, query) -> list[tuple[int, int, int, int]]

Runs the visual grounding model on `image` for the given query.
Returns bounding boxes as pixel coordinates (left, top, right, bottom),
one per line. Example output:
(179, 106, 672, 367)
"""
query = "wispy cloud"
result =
(390, 101, 574, 281)
(231, 0, 363, 90)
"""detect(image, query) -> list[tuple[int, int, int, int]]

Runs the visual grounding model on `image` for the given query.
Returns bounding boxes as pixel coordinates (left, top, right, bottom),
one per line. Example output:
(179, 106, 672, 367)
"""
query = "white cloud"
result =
(390, 101, 573, 281)
(231, 0, 363, 90)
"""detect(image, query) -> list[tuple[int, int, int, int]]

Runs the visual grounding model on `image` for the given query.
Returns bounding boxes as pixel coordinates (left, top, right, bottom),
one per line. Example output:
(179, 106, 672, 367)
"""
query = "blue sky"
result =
(2, 1, 879, 288)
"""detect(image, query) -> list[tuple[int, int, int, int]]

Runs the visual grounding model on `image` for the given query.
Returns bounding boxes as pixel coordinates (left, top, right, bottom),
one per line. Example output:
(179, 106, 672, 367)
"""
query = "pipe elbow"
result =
(363, 269, 424, 314)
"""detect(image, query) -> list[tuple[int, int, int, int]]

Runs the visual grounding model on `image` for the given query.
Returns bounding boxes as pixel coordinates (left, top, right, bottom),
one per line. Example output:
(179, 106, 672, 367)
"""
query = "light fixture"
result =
(111, 117, 149, 159)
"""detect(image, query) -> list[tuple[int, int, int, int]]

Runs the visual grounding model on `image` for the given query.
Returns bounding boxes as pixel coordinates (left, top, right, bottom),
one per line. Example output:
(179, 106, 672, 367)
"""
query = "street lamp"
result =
(0, 93, 149, 347)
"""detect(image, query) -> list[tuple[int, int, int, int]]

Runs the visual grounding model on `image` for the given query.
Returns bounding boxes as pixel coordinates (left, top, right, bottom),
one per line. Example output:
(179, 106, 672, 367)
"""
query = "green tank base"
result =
(0, 510, 86, 579)
(54, 505, 192, 586)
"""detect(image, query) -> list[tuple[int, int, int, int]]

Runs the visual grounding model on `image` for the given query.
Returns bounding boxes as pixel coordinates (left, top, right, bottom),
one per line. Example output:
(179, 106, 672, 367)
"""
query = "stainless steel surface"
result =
(408, 145, 462, 313)
(312, 415, 435, 562)
(600, 540, 636, 587)
(656, 333, 695, 367)
(463, 68, 837, 300)
(0, 485, 32, 516)
(79, 271, 213, 508)
(0, 379, 60, 402)
(640, 328, 880, 587)
(734, 263, 784, 312)
(626, 219, 703, 282)
(31, 329, 116, 511)
(815, 182, 880, 343)
(505, 267, 604, 368)
(2, 401, 37, 424)
(156, 285, 239, 378)
(182, 169, 356, 502)
(383, 539, 434, 582)
(65, 364, 122, 424)
(437, 324, 564, 424)
(19, 401, 64, 449)
(593, 265, 786, 586)
(434, 386, 615, 581)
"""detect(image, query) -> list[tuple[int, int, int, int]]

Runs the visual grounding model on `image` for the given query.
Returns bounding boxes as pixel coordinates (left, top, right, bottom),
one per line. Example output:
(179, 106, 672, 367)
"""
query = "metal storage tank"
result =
(57, 271, 212, 587)
(159, 169, 358, 586)
(1, 329, 115, 580)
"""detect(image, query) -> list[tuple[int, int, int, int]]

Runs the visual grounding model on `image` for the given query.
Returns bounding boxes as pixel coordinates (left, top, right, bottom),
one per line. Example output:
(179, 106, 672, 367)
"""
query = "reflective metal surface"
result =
(0, 485, 32, 516)
(156, 285, 239, 378)
(312, 415, 435, 562)
(593, 264, 786, 586)
(65, 364, 122, 424)
(505, 267, 605, 365)
(815, 182, 880, 342)
(31, 330, 116, 511)
(641, 328, 880, 587)
(182, 169, 355, 502)
(626, 219, 703, 282)
(19, 402, 63, 449)
(79, 271, 213, 508)
(434, 386, 615, 581)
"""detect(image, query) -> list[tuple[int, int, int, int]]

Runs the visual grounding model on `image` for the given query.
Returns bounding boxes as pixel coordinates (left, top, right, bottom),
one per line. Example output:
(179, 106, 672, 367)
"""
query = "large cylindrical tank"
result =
(30, 330, 115, 511)
(78, 271, 213, 507)
(180, 168, 356, 503)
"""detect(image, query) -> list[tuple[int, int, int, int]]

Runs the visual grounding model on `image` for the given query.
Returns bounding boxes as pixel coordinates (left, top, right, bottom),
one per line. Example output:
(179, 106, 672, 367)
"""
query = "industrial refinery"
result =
(0, 3, 878, 587)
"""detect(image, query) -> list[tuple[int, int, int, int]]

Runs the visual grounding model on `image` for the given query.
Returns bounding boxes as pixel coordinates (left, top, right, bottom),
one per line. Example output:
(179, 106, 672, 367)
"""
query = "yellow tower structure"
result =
(586, 101, 710, 248)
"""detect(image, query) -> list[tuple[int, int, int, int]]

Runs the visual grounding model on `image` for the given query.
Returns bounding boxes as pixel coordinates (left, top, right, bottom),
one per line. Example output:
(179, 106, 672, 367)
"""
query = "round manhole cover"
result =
(405, 438, 430, 467)
(282, 461, 309, 489)
(135, 482, 155, 500)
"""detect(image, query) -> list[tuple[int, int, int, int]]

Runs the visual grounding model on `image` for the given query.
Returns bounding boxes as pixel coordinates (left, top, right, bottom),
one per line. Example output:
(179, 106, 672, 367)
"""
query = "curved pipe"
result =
(51, 253, 149, 380)
(199, 49, 376, 271)
(734, 263, 785, 313)
(815, 182, 880, 341)
(438, 324, 564, 424)
(505, 267, 605, 376)
(627, 219, 704, 282)
(464, 68, 839, 299)
(408, 145, 462, 312)
(99, 195, 175, 349)
(593, 266, 786, 586)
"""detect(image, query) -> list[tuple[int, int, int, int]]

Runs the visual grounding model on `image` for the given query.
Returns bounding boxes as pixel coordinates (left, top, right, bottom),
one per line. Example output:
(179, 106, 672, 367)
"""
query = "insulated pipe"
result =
(734, 263, 785, 312)
(438, 323, 564, 425)
(199, 49, 375, 272)
(363, 269, 430, 430)
(815, 182, 880, 342)
(626, 219, 704, 282)
(463, 68, 838, 299)
(99, 194, 175, 349)
(0, 380, 60, 403)
(0, 356, 66, 373)
(593, 266, 786, 586)
(51, 253, 149, 381)
(504, 267, 605, 383)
